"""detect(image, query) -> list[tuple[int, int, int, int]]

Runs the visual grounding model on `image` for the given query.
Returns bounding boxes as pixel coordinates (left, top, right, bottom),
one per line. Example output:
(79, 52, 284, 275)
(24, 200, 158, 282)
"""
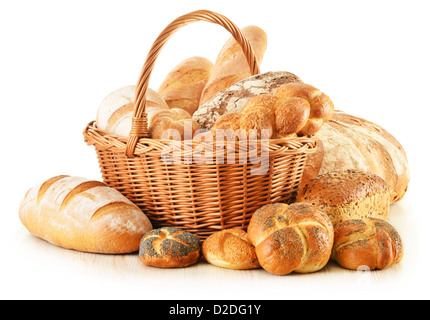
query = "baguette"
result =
(198, 26, 267, 106)
(19, 175, 153, 253)
(158, 56, 213, 115)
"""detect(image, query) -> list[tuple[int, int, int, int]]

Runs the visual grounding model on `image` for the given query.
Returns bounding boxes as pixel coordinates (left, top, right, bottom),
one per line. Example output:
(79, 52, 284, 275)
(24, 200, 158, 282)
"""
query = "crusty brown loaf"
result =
(19, 175, 153, 254)
(247, 203, 334, 275)
(158, 56, 213, 115)
(193, 71, 303, 130)
(148, 108, 200, 140)
(202, 228, 260, 270)
(199, 26, 267, 106)
(332, 218, 403, 270)
(139, 227, 201, 268)
(300, 110, 410, 203)
(298, 169, 390, 227)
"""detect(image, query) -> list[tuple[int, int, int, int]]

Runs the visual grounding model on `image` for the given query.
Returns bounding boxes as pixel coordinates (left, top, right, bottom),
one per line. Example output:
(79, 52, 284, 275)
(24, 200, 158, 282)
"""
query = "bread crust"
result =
(19, 175, 153, 254)
(158, 56, 213, 115)
(193, 71, 303, 130)
(298, 169, 390, 226)
(139, 227, 201, 268)
(332, 218, 403, 270)
(148, 108, 200, 140)
(202, 228, 260, 270)
(300, 111, 410, 203)
(247, 203, 334, 275)
(199, 26, 267, 106)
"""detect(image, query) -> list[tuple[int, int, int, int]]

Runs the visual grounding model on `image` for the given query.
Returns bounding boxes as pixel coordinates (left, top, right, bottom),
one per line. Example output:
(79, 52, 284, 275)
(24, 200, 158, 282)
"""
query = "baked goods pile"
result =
(19, 12, 409, 276)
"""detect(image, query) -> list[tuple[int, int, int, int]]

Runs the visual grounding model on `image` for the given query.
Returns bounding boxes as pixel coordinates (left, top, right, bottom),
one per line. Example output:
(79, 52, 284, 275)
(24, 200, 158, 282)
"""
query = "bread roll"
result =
(332, 218, 403, 270)
(199, 26, 267, 106)
(19, 175, 152, 254)
(202, 228, 260, 270)
(158, 57, 213, 115)
(139, 227, 201, 268)
(247, 203, 334, 275)
(193, 71, 303, 130)
(239, 94, 277, 139)
(96, 85, 169, 137)
(212, 113, 241, 131)
(297, 169, 391, 226)
(273, 83, 334, 136)
(148, 108, 200, 140)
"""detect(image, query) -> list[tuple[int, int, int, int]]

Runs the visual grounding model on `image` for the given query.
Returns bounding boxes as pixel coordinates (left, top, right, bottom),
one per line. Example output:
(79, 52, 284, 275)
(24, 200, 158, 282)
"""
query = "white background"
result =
(1, 0, 429, 300)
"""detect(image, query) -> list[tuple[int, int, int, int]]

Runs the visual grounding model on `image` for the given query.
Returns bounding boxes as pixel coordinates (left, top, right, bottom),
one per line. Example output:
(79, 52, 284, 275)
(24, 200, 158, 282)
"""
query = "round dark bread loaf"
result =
(139, 227, 201, 268)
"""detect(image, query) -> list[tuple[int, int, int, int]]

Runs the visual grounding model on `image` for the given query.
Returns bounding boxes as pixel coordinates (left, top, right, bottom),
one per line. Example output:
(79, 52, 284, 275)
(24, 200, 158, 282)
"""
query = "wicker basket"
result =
(83, 10, 318, 239)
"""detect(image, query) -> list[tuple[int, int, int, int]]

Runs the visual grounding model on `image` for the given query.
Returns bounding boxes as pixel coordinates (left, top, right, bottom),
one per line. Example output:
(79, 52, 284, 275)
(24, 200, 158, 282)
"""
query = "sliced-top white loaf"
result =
(19, 175, 153, 253)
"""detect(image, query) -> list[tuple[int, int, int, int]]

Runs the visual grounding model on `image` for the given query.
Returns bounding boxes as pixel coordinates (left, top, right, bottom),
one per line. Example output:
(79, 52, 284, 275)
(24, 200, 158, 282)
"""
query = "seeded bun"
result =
(139, 227, 201, 268)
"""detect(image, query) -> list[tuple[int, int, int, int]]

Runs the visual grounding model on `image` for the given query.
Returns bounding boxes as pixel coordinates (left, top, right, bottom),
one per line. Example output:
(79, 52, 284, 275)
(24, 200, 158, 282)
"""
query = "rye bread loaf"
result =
(300, 111, 410, 203)
(193, 71, 302, 130)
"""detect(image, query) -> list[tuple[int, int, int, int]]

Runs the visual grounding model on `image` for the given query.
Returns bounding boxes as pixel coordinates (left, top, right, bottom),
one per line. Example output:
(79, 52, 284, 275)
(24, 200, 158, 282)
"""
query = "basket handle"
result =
(125, 9, 261, 157)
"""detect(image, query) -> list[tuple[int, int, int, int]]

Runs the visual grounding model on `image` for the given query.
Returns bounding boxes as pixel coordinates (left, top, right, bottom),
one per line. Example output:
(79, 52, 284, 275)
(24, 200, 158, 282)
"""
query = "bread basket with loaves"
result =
(83, 10, 320, 240)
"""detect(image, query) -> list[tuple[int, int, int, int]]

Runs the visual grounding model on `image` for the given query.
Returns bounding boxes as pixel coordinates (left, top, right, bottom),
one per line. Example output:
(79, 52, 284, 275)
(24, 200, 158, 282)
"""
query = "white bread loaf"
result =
(193, 71, 303, 130)
(19, 175, 153, 253)
(96, 85, 169, 137)
(300, 111, 410, 203)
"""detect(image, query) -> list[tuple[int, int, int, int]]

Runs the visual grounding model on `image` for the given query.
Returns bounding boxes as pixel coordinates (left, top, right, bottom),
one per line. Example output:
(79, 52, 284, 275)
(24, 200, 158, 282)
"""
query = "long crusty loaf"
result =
(158, 56, 213, 116)
(19, 175, 153, 253)
(198, 25, 267, 106)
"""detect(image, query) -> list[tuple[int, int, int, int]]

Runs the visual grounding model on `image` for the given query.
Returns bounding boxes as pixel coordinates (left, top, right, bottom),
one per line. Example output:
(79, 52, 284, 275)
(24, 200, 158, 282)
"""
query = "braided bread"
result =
(247, 203, 334, 275)
(210, 83, 334, 138)
(332, 218, 403, 270)
(273, 83, 334, 136)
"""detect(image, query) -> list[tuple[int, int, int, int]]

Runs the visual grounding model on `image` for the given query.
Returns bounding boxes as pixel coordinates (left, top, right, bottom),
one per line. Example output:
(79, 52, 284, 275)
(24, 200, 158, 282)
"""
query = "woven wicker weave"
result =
(83, 10, 318, 239)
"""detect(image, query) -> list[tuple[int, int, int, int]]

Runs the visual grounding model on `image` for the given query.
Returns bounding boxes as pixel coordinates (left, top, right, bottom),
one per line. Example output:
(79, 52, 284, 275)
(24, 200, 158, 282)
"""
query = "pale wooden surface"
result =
(3, 190, 428, 300)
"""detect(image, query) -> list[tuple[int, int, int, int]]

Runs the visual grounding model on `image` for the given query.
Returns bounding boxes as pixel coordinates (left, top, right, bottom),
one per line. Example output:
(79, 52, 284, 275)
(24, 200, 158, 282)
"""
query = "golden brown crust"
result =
(19, 176, 153, 254)
(199, 26, 267, 106)
(332, 218, 403, 270)
(158, 57, 213, 115)
(139, 227, 201, 268)
(297, 169, 390, 226)
(239, 94, 277, 139)
(274, 97, 310, 136)
(212, 113, 242, 131)
(273, 83, 334, 136)
(247, 203, 334, 275)
(148, 108, 200, 140)
(202, 228, 260, 270)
